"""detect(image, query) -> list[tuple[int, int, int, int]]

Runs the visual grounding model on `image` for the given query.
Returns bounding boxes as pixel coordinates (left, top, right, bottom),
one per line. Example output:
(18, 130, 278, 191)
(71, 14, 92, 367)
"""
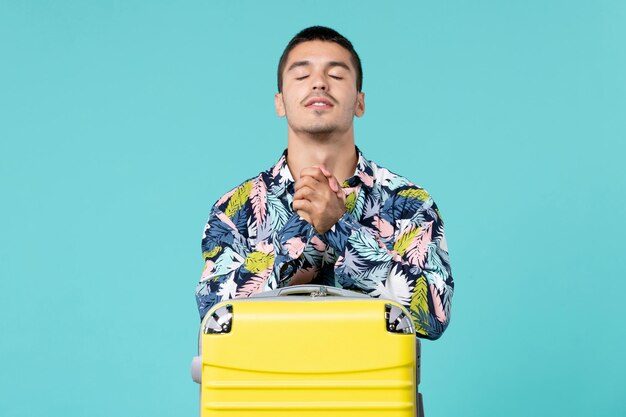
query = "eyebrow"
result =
(287, 60, 351, 72)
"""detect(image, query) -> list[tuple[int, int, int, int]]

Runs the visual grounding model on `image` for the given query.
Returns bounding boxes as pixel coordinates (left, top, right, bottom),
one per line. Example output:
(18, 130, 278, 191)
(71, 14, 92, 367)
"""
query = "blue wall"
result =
(1, 1, 624, 416)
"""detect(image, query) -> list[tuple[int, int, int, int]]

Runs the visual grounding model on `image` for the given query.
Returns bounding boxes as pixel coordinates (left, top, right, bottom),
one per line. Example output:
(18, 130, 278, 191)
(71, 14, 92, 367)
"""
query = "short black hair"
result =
(277, 26, 363, 93)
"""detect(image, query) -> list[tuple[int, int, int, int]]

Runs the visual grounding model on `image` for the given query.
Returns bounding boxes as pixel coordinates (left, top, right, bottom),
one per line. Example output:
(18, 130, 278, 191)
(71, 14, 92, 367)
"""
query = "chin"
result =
(287, 118, 346, 136)
(305, 126, 337, 135)
(300, 121, 342, 135)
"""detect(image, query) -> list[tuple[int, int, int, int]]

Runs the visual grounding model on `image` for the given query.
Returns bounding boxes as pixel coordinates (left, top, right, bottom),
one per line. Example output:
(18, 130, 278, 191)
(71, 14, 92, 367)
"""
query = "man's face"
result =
(275, 40, 365, 136)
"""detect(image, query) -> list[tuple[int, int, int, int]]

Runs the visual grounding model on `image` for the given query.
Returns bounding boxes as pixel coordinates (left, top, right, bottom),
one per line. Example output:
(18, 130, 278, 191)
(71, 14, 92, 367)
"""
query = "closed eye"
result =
(329, 75, 343, 80)
(296, 75, 309, 80)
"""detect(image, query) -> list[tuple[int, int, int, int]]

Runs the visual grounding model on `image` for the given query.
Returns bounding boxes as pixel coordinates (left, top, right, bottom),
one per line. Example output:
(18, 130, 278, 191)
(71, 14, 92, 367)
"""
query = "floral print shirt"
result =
(196, 148, 454, 340)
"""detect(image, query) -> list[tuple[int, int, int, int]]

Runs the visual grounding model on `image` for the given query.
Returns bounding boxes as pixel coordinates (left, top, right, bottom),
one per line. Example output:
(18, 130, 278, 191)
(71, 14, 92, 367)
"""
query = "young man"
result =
(196, 26, 454, 340)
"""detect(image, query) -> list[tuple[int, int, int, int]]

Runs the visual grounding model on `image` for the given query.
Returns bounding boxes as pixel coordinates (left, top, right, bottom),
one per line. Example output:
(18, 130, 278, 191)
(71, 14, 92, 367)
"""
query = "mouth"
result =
(305, 96, 334, 109)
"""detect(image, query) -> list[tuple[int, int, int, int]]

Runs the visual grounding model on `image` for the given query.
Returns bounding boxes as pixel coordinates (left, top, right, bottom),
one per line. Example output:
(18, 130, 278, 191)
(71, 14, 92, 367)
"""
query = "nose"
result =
(311, 72, 328, 91)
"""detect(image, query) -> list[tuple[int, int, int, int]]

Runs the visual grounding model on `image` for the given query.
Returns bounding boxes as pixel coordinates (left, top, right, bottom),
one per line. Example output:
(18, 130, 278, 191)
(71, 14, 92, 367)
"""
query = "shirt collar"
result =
(269, 147, 374, 195)
(345, 147, 375, 189)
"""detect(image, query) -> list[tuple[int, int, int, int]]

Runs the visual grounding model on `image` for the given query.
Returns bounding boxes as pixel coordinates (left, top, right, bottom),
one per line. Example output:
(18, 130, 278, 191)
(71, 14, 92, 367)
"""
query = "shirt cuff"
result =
(274, 213, 316, 283)
(276, 213, 315, 246)
(322, 211, 362, 254)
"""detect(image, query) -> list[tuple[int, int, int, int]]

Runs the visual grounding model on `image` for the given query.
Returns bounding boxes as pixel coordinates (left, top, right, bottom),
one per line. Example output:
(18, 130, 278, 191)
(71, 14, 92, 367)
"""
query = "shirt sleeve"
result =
(323, 191, 454, 340)
(196, 204, 314, 321)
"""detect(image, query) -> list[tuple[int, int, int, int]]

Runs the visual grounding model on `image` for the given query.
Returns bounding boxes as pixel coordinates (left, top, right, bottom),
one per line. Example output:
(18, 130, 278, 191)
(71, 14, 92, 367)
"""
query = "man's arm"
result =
(196, 180, 314, 320)
(293, 168, 453, 340)
(324, 190, 453, 340)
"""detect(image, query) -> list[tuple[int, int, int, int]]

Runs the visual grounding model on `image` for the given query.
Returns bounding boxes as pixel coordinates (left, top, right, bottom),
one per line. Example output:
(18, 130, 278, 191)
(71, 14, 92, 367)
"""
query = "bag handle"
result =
(251, 284, 369, 298)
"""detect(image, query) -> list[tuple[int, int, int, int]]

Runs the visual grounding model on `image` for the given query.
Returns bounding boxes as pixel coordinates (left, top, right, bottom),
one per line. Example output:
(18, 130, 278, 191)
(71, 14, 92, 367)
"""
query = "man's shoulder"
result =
(213, 171, 271, 214)
(366, 158, 438, 220)
(368, 158, 431, 198)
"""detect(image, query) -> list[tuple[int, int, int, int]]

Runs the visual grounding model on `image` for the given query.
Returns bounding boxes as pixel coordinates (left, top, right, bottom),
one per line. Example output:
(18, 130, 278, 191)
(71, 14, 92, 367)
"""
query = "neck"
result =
(286, 127, 358, 185)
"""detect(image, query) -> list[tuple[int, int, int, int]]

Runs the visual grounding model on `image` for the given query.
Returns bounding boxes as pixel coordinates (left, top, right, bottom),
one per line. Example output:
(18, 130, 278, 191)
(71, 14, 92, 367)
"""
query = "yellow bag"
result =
(191, 285, 424, 417)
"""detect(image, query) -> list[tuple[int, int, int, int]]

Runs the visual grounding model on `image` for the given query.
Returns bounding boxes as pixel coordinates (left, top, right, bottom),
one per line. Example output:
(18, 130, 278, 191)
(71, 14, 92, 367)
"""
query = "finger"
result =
(294, 176, 320, 192)
(312, 164, 331, 176)
(299, 170, 338, 196)
(337, 188, 346, 202)
(293, 186, 315, 201)
(333, 190, 345, 205)
(317, 165, 344, 193)
(327, 176, 342, 193)
(299, 167, 327, 183)
(292, 198, 313, 212)
(296, 179, 333, 199)
(312, 165, 340, 192)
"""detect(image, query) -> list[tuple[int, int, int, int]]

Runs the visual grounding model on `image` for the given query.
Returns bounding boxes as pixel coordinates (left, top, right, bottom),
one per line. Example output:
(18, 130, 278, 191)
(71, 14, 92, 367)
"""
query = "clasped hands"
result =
(292, 166, 346, 234)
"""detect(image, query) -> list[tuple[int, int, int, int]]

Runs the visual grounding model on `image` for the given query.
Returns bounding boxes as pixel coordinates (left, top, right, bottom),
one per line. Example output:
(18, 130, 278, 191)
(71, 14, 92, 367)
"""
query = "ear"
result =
(274, 92, 286, 117)
(355, 92, 365, 117)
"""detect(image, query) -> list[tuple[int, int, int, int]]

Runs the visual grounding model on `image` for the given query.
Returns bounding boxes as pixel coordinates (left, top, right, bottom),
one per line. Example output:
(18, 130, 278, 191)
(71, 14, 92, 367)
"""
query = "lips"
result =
(305, 96, 334, 109)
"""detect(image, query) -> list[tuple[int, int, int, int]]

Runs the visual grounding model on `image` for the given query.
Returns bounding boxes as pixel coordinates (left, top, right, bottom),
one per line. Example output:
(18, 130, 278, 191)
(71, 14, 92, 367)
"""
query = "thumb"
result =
(337, 187, 346, 201)
(317, 164, 341, 193)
